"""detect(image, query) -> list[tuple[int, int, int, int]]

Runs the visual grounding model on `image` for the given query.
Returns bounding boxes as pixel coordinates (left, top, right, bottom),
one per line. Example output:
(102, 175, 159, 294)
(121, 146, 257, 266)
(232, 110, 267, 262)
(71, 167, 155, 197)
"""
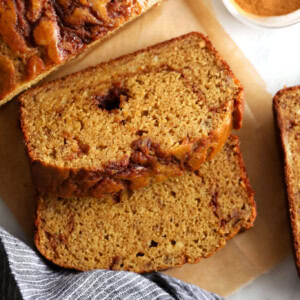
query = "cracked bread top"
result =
(0, 0, 160, 105)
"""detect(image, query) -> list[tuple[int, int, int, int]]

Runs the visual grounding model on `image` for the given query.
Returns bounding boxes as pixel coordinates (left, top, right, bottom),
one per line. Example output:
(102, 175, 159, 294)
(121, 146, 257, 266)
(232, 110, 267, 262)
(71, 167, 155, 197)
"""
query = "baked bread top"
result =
(35, 135, 256, 273)
(20, 32, 244, 198)
(273, 85, 300, 275)
(0, 0, 160, 105)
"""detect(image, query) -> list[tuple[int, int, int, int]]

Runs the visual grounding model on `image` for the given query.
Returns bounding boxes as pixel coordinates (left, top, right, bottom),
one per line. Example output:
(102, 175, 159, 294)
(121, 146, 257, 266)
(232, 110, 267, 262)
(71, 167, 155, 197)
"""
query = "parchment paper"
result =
(0, 0, 292, 296)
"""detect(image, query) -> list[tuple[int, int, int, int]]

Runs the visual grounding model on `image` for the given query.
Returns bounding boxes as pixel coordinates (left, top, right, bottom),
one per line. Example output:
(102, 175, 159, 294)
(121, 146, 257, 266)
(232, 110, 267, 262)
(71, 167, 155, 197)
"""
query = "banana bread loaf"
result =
(0, 0, 162, 105)
(35, 135, 256, 272)
(273, 85, 300, 275)
(20, 32, 244, 199)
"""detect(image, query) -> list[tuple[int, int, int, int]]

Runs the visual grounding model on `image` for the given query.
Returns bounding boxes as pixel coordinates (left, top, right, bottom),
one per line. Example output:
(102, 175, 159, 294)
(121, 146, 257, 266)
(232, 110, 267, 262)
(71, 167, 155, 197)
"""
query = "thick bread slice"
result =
(20, 33, 244, 199)
(35, 135, 256, 273)
(0, 0, 162, 105)
(273, 86, 300, 276)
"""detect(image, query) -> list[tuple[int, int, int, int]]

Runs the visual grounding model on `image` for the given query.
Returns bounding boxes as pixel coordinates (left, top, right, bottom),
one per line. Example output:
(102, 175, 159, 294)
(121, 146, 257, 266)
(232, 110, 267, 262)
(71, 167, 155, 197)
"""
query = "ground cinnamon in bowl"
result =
(234, 0, 300, 16)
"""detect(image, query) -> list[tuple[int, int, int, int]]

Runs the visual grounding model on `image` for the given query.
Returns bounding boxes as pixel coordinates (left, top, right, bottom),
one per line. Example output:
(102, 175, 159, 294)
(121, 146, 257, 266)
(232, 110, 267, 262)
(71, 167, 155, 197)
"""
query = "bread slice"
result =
(273, 86, 300, 275)
(20, 32, 244, 199)
(0, 0, 162, 106)
(35, 135, 256, 272)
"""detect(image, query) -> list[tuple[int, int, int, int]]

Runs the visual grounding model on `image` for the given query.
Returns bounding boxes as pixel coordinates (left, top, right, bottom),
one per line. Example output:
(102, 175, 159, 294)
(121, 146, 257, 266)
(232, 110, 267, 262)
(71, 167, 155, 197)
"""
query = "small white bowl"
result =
(222, 0, 300, 28)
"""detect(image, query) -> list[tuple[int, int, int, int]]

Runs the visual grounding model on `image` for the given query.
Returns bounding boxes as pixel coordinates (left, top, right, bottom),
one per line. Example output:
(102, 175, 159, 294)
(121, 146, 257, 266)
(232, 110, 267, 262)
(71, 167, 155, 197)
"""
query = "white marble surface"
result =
(228, 256, 300, 299)
(0, 1, 300, 299)
(212, 0, 300, 95)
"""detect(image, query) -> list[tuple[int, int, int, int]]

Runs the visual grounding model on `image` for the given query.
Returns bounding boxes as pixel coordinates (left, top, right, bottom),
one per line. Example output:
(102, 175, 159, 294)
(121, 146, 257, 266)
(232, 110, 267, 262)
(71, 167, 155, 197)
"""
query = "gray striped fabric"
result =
(0, 227, 224, 300)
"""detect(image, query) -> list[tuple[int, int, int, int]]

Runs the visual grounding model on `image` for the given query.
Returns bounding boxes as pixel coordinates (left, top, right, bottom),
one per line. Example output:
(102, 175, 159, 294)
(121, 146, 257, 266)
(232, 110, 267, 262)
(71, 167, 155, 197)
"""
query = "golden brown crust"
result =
(273, 85, 300, 276)
(229, 135, 256, 228)
(0, 0, 162, 105)
(34, 135, 256, 272)
(0, 54, 16, 99)
(20, 32, 244, 199)
(197, 35, 244, 130)
(26, 55, 46, 80)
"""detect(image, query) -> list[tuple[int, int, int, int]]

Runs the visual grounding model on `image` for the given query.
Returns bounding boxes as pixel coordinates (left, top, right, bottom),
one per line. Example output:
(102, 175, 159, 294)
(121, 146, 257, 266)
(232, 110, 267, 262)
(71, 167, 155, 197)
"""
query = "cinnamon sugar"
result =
(234, 0, 300, 16)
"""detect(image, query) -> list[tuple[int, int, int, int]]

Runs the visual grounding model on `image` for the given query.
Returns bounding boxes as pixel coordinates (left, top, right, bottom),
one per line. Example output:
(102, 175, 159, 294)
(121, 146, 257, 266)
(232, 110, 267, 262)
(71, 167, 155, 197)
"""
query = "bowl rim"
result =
(222, 0, 300, 29)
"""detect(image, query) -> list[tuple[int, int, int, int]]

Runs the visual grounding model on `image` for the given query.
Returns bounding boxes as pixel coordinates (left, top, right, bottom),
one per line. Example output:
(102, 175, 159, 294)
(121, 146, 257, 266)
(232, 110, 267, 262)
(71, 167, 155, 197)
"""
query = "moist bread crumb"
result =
(20, 32, 244, 199)
(273, 85, 300, 276)
(35, 135, 256, 272)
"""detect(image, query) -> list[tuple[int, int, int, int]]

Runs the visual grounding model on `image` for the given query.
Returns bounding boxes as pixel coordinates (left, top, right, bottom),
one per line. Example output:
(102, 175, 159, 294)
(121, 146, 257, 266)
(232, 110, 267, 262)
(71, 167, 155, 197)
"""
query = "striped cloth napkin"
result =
(0, 227, 224, 300)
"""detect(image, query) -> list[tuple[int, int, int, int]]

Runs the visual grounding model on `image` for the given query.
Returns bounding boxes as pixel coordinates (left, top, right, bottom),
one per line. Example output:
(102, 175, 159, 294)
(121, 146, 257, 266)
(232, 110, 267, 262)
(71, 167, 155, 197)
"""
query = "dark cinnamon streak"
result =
(29, 134, 220, 198)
